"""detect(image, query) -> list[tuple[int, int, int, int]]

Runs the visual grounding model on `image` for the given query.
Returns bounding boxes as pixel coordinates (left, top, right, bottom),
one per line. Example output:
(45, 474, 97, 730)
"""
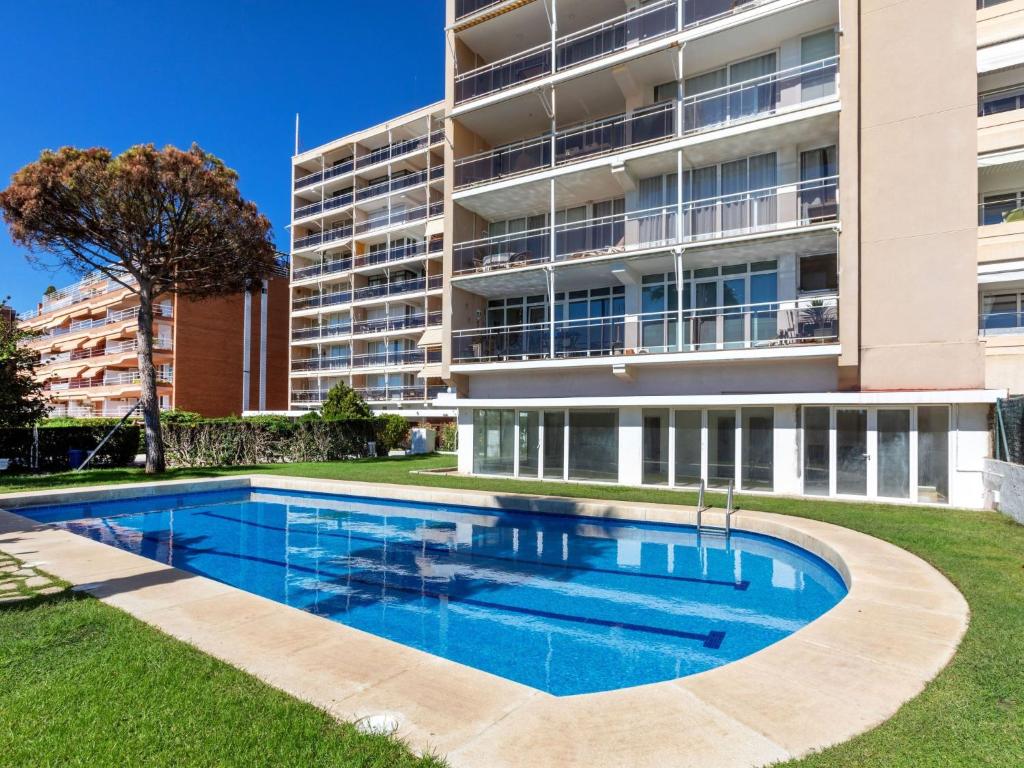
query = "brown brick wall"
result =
(172, 276, 289, 417)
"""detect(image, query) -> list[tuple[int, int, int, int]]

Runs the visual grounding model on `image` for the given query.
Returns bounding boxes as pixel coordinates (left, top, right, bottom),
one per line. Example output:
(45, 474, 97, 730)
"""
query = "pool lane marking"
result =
(187, 509, 750, 591)
(60, 520, 728, 650)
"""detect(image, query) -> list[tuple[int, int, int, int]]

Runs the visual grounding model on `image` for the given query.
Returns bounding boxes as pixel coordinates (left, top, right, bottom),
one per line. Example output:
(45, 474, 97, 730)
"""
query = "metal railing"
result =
(292, 238, 442, 280)
(43, 305, 173, 338)
(291, 348, 428, 373)
(292, 257, 353, 281)
(455, 101, 675, 188)
(353, 203, 432, 235)
(454, 179, 838, 274)
(41, 338, 171, 365)
(979, 84, 1024, 116)
(294, 224, 353, 251)
(455, 0, 505, 19)
(452, 296, 839, 362)
(556, 0, 677, 71)
(294, 191, 353, 220)
(292, 276, 441, 311)
(979, 199, 1024, 226)
(978, 0, 1013, 8)
(980, 311, 1024, 335)
(683, 56, 839, 135)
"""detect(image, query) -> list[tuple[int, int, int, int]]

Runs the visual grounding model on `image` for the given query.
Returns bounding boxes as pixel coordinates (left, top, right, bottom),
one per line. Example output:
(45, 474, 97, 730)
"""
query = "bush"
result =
(159, 409, 203, 426)
(0, 424, 141, 471)
(376, 414, 411, 455)
(321, 382, 372, 420)
(438, 421, 458, 452)
(161, 418, 378, 468)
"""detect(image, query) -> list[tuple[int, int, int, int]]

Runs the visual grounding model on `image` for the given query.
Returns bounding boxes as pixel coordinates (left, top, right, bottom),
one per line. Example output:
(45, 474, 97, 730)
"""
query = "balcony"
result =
(292, 385, 446, 404)
(452, 296, 839, 364)
(292, 276, 442, 311)
(454, 0, 790, 106)
(981, 311, 1024, 335)
(454, 57, 837, 190)
(294, 192, 353, 221)
(293, 131, 443, 191)
(292, 257, 353, 282)
(41, 338, 171, 365)
(292, 311, 440, 341)
(294, 224, 352, 251)
(978, 0, 1014, 8)
(455, 0, 505, 20)
(291, 349, 428, 373)
(42, 304, 174, 339)
(979, 198, 1024, 226)
(455, 102, 675, 188)
(454, 176, 838, 274)
(352, 202, 442, 237)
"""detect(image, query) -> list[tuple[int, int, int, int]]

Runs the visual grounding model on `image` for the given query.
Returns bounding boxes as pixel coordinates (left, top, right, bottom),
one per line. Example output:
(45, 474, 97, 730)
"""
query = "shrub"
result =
(376, 414, 411, 455)
(0, 424, 141, 471)
(159, 409, 203, 426)
(321, 382, 372, 420)
(438, 421, 458, 452)
(161, 418, 377, 468)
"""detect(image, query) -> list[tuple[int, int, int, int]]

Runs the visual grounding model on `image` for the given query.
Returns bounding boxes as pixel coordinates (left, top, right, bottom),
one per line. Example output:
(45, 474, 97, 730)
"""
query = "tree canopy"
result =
(0, 299, 47, 428)
(321, 382, 373, 421)
(0, 144, 278, 472)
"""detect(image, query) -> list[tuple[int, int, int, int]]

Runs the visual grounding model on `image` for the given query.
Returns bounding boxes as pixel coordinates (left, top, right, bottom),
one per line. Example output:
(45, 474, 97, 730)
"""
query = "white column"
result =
(457, 408, 474, 474)
(242, 288, 252, 411)
(773, 405, 801, 495)
(547, 265, 556, 358)
(259, 279, 268, 411)
(618, 407, 644, 485)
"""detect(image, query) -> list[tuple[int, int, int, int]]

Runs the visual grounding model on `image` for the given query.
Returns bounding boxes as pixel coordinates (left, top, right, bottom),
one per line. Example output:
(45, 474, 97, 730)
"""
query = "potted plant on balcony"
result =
(799, 299, 837, 341)
(1003, 208, 1024, 224)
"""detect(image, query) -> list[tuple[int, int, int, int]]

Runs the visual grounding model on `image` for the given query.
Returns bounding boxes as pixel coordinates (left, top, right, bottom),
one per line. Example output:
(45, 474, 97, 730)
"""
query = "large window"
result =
(569, 411, 618, 481)
(741, 408, 774, 491)
(642, 409, 670, 485)
(674, 410, 703, 486)
(803, 407, 831, 496)
(707, 410, 737, 488)
(473, 410, 515, 476)
(519, 411, 540, 478)
(543, 411, 565, 480)
(917, 407, 949, 504)
(878, 410, 911, 499)
(981, 291, 1024, 333)
(980, 190, 1024, 225)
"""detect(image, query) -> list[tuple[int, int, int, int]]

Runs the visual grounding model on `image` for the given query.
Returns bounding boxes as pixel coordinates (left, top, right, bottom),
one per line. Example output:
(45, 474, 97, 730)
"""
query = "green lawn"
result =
(1, 456, 1022, 767)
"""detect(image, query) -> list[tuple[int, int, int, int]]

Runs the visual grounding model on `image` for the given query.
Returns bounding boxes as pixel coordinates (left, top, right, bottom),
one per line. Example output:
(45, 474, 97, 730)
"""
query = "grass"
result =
(2, 455, 1023, 766)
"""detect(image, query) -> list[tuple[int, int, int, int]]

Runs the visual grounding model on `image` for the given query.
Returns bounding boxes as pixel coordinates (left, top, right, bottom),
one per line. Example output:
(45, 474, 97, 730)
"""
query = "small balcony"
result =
(455, 0, 506, 20)
(452, 296, 839, 364)
(291, 349, 428, 373)
(293, 131, 443, 191)
(294, 191, 353, 221)
(981, 311, 1024, 335)
(294, 224, 352, 251)
(453, 0, 789, 106)
(454, 176, 838, 274)
(291, 275, 442, 311)
(979, 197, 1024, 226)
(454, 56, 838, 191)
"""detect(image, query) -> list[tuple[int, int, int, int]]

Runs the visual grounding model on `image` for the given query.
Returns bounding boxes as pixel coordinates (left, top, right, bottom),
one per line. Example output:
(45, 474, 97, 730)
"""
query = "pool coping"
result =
(0, 475, 969, 768)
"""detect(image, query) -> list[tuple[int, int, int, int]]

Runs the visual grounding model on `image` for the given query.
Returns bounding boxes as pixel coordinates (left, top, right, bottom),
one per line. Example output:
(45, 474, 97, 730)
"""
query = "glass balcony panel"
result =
(683, 57, 839, 135)
(683, 0, 757, 27)
(455, 46, 552, 104)
(556, 1, 677, 71)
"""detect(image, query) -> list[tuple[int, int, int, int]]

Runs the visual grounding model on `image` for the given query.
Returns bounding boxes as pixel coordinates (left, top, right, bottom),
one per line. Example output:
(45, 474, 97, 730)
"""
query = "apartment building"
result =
(439, 0, 1005, 508)
(978, 0, 1024, 393)
(19, 272, 289, 418)
(289, 104, 453, 419)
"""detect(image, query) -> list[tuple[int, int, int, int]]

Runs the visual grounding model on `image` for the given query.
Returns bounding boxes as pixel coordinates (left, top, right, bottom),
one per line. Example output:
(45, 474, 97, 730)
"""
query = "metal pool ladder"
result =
(695, 480, 735, 537)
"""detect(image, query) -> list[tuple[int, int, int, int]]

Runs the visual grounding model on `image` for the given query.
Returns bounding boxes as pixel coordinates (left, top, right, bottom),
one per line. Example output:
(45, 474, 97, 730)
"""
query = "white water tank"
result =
(409, 428, 436, 455)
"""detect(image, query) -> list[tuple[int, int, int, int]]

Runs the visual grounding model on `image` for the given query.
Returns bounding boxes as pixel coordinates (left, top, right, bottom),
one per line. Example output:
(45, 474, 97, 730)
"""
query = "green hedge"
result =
(162, 419, 389, 468)
(0, 425, 141, 471)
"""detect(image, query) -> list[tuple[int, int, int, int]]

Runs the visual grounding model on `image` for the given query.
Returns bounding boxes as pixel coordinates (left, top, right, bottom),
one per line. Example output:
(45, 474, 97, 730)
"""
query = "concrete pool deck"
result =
(0, 475, 968, 768)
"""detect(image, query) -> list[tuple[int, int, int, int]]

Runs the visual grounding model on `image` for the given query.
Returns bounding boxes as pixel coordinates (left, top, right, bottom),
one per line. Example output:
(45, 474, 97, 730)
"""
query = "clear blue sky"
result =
(0, 0, 444, 313)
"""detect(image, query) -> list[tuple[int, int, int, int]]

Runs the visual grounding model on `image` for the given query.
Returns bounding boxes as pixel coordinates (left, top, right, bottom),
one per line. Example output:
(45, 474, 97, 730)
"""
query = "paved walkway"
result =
(0, 476, 969, 768)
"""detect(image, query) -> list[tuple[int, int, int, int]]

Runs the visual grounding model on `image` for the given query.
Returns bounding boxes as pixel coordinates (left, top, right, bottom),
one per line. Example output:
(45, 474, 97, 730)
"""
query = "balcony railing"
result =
(293, 129, 441, 191)
(454, 178, 837, 274)
(291, 311, 440, 341)
(294, 224, 353, 251)
(556, 0, 677, 71)
(294, 191, 353, 220)
(980, 311, 1024, 335)
(291, 385, 446, 404)
(292, 276, 442, 311)
(979, 85, 1024, 116)
(353, 203, 433, 236)
(294, 238, 443, 280)
(292, 257, 353, 281)
(43, 305, 174, 339)
(684, 56, 839, 135)
(455, 101, 675, 188)
(455, 0, 505, 19)
(291, 349, 428, 373)
(455, 1, 677, 104)
(452, 296, 839, 363)
(41, 338, 171, 365)
(977, 0, 1013, 8)
(979, 199, 1024, 226)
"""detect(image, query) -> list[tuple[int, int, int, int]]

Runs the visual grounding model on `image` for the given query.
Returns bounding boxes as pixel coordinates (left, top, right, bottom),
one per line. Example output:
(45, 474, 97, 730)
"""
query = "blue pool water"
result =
(19, 488, 847, 695)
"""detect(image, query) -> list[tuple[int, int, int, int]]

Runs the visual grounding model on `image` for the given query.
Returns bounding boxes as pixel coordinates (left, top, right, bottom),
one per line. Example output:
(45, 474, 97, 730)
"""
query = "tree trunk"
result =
(136, 281, 166, 473)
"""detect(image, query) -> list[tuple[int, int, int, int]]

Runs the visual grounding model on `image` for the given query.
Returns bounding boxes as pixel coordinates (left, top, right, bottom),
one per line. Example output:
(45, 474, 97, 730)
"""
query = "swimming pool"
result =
(19, 487, 847, 696)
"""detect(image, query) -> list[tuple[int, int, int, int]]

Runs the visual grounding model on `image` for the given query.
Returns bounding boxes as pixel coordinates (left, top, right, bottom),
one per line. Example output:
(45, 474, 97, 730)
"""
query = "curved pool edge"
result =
(0, 474, 969, 768)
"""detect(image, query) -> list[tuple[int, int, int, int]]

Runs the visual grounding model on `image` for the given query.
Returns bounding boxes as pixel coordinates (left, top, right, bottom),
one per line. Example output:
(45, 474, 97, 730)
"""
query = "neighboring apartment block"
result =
(978, 0, 1024, 393)
(439, 0, 1008, 509)
(288, 104, 452, 419)
(19, 272, 289, 418)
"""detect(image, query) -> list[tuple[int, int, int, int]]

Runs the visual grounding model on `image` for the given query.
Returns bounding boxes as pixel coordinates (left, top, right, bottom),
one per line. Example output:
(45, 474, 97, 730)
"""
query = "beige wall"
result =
(984, 336, 1024, 394)
(857, 0, 984, 390)
(837, 0, 861, 382)
(980, 220, 1024, 263)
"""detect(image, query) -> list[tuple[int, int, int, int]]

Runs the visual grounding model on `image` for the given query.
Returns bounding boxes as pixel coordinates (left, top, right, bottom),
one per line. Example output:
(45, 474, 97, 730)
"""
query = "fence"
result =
(993, 396, 1024, 465)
